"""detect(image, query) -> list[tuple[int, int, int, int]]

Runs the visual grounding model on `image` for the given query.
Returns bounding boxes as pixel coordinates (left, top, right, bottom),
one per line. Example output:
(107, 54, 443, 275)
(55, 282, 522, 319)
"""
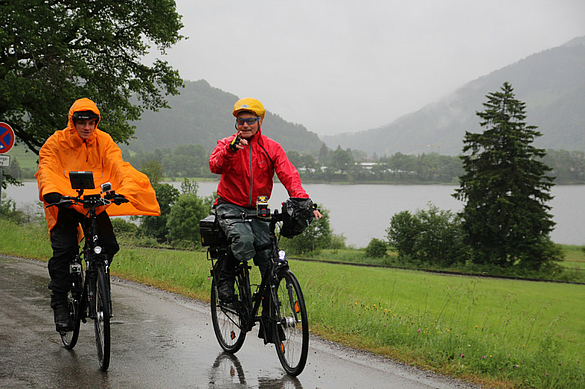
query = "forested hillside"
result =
(129, 80, 323, 155)
(322, 36, 585, 156)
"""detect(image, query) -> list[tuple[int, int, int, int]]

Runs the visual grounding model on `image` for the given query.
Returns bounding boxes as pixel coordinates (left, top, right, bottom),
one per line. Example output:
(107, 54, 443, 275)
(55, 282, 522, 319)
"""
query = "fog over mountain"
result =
(322, 36, 585, 156)
(131, 37, 584, 158)
(129, 80, 323, 155)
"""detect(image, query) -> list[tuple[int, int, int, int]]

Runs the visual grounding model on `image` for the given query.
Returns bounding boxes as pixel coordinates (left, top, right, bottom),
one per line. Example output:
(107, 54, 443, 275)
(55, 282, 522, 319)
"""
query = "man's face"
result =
(236, 111, 262, 139)
(75, 119, 98, 140)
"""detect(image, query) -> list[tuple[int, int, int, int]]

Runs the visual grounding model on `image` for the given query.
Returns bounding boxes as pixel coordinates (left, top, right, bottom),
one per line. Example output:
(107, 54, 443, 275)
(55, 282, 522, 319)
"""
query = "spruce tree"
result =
(453, 82, 562, 270)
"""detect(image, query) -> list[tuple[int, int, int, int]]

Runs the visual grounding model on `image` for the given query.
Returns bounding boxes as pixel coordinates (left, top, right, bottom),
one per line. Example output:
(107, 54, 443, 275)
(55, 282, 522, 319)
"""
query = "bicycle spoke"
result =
(60, 288, 81, 349)
(210, 277, 246, 353)
(274, 270, 309, 376)
(94, 266, 111, 371)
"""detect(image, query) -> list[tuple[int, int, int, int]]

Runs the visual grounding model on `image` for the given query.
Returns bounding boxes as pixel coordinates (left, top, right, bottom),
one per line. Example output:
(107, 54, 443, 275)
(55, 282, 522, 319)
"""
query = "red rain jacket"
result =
(209, 129, 308, 208)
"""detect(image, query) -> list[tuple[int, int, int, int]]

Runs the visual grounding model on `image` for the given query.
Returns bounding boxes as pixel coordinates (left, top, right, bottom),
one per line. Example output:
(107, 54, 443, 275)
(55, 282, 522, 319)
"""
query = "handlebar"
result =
(46, 193, 128, 210)
(217, 208, 284, 222)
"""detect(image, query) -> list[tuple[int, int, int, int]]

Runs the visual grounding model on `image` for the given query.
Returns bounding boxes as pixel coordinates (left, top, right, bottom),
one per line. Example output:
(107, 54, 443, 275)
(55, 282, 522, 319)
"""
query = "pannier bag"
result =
(200, 214, 222, 246)
(280, 198, 315, 238)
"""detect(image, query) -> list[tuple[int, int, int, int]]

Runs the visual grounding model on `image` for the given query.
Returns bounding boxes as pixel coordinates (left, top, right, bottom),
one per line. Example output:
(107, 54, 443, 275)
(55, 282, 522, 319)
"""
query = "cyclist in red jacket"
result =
(209, 97, 321, 340)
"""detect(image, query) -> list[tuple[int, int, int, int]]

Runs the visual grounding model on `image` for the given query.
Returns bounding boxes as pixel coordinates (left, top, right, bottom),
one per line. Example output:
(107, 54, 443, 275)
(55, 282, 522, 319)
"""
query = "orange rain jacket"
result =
(36, 98, 160, 231)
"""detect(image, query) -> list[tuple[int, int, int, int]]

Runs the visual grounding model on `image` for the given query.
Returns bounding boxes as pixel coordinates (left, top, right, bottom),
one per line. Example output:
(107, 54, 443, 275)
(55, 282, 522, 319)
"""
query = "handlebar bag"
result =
(280, 198, 314, 238)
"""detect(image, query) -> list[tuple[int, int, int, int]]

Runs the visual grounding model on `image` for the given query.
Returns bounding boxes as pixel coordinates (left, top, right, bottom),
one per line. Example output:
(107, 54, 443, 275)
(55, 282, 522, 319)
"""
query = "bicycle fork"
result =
(236, 264, 254, 332)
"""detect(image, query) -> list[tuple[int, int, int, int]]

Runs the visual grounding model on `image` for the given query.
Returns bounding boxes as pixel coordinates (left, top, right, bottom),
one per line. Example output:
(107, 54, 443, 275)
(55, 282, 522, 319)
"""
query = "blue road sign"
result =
(0, 122, 15, 154)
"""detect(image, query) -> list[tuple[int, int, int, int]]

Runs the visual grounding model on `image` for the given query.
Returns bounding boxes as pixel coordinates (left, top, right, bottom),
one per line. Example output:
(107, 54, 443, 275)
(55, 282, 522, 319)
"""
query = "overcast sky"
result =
(151, 0, 585, 136)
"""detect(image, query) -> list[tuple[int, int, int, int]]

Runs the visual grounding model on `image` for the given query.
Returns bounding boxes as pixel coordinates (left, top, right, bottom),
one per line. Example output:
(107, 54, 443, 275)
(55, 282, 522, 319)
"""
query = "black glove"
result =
(105, 191, 128, 205)
(229, 135, 241, 152)
(44, 192, 62, 205)
(113, 194, 128, 205)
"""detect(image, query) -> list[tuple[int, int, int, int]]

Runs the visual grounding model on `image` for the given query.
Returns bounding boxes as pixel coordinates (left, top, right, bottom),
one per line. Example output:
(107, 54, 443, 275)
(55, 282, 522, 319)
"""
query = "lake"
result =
(4, 181, 585, 248)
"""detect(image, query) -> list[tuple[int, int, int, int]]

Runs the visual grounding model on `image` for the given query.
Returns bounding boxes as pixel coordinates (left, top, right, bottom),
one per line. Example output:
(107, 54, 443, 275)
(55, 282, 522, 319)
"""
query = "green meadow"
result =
(1, 218, 584, 388)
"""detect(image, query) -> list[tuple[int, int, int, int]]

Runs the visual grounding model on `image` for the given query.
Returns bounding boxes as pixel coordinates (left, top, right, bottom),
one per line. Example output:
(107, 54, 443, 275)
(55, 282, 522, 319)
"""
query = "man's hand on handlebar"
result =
(312, 202, 322, 219)
(104, 191, 128, 205)
(44, 192, 72, 209)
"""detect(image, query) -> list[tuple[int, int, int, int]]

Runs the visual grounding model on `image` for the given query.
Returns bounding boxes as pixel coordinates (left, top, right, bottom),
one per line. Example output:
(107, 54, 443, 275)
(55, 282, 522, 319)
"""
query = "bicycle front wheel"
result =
(60, 287, 82, 349)
(93, 265, 111, 371)
(273, 269, 309, 376)
(210, 277, 246, 353)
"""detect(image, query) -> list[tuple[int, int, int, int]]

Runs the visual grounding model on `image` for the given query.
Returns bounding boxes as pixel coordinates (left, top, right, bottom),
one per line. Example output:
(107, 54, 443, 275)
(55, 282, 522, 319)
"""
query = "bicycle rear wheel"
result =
(93, 265, 111, 371)
(210, 277, 246, 353)
(60, 287, 82, 349)
(273, 269, 309, 376)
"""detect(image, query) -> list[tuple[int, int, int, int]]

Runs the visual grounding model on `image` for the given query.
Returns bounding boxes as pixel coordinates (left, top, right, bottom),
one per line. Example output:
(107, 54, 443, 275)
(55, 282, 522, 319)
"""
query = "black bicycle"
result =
(46, 171, 127, 371)
(200, 200, 312, 376)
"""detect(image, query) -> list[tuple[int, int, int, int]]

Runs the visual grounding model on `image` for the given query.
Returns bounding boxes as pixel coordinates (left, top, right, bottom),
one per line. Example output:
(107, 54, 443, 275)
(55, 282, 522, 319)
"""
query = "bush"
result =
(166, 192, 208, 248)
(385, 210, 421, 258)
(0, 196, 39, 225)
(111, 218, 139, 237)
(279, 207, 333, 255)
(329, 233, 347, 250)
(365, 238, 387, 258)
(138, 183, 180, 243)
(386, 203, 470, 267)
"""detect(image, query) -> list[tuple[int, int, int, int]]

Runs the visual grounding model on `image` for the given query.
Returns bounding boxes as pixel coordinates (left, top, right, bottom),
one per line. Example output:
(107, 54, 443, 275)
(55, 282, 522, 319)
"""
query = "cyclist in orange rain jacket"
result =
(209, 97, 321, 343)
(35, 97, 160, 332)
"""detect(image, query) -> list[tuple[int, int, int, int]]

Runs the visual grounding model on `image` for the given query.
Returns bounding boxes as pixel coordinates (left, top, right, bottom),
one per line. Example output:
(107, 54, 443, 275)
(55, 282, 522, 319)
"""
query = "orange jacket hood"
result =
(68, 97, 101, 128)
(35, 98, 160, 231)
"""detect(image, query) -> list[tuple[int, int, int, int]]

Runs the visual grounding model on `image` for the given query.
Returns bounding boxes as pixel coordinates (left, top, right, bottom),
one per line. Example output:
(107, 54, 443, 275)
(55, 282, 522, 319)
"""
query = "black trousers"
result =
(48, 208, 119, 303)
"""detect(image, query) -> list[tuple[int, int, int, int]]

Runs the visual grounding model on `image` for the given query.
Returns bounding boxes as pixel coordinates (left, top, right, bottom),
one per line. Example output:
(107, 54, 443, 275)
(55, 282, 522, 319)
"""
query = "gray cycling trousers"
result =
(215, 203, 271, 274)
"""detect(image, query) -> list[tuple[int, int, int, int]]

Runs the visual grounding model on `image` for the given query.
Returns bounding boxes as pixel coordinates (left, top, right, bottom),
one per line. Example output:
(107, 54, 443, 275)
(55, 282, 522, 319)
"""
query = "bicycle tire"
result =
(273, 269, 309, 376)
(210, 276, 246, 353)
(60, 287, 82, 349)
(93, 265, 111, 371)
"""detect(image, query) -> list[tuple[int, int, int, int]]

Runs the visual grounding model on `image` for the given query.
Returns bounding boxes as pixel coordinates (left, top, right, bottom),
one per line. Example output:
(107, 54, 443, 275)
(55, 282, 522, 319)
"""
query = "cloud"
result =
(151, 0, 585, 135)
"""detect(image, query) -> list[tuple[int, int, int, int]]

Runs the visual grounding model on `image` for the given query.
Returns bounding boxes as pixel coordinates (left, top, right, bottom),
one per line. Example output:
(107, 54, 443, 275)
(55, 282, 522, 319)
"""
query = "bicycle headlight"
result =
(94, 246, 103, 255)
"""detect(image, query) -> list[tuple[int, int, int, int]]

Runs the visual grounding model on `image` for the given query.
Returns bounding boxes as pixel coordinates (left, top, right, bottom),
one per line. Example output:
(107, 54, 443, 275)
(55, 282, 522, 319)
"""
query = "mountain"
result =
(322, 36, 585, 156)
(129, 79, 323, 154)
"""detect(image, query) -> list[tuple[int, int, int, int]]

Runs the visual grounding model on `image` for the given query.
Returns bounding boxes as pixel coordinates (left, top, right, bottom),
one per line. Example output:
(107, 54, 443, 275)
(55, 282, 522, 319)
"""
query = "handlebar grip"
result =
(113, 195, 129, 205)
(45, 199, 73, 209)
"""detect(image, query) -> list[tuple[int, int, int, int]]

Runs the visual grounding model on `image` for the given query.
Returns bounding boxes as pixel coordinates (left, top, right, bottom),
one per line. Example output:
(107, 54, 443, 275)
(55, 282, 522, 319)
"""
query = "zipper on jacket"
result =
(248, 142, 253, 207)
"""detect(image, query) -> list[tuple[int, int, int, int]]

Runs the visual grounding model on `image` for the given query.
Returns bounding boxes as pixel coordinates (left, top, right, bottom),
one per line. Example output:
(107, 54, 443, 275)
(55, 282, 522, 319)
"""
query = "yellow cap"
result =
(233, 98, 265, 118)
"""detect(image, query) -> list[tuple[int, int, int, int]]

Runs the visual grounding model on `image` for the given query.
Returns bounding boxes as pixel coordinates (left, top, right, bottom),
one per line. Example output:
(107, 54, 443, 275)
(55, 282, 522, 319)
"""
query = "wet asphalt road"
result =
(0, 255, 481, 389)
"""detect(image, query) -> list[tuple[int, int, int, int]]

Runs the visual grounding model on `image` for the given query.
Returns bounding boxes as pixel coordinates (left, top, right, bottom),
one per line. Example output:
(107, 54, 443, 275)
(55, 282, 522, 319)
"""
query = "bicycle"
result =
(200, 200, 312, 376)
(46, 171, 128, 371)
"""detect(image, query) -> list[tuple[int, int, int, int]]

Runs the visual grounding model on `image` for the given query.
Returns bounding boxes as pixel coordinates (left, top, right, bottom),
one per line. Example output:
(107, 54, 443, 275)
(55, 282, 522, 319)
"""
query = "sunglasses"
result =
(236, 117, 261, 125)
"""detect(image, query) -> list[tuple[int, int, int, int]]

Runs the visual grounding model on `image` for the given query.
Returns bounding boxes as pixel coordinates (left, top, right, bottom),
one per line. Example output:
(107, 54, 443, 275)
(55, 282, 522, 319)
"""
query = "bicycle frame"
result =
(75, 196, 111, 322)
(231, 252, 288, 333)
(51, 178, 126, 372)
(209, 211, 286, 328)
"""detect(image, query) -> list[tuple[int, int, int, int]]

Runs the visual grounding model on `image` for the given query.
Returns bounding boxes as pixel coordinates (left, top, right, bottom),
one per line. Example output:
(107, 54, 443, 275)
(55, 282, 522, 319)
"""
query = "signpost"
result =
(0, 122, 15, 214)
(0, 155, 10, 167)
